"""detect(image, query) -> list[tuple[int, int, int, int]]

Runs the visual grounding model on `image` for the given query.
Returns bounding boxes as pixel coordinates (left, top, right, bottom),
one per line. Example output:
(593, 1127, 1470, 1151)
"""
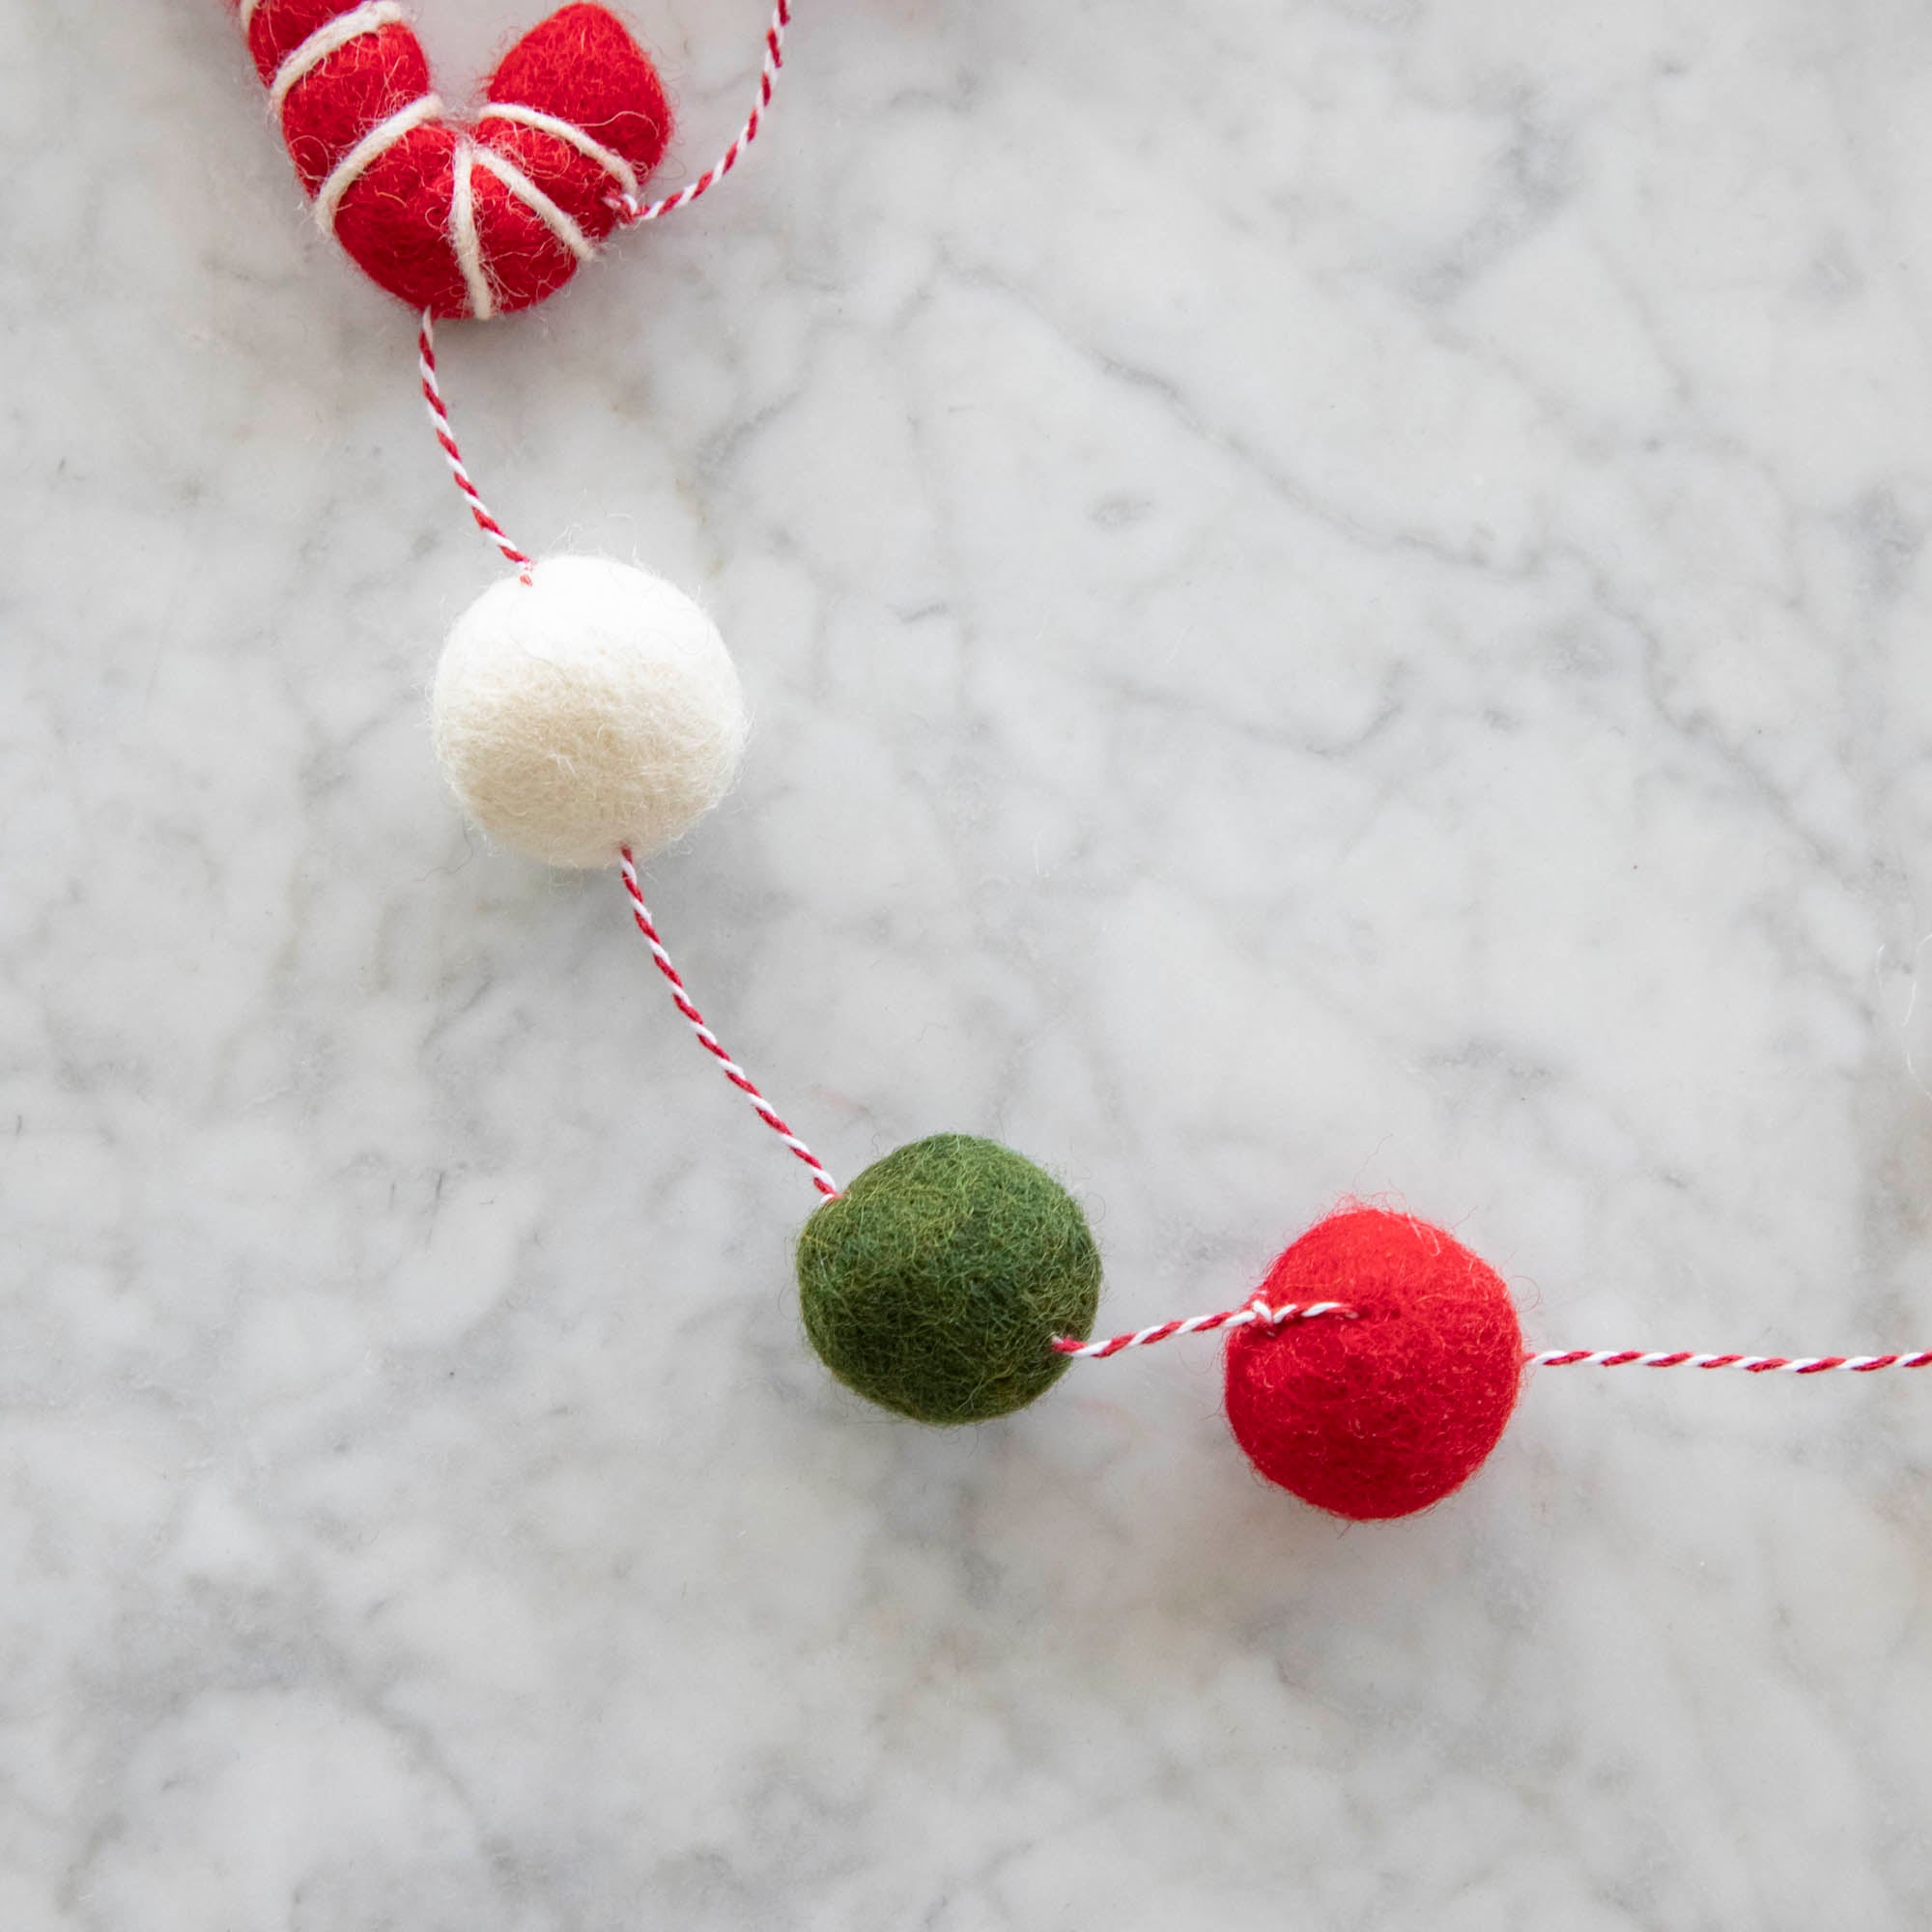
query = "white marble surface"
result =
(8, 0, 1932, 1922)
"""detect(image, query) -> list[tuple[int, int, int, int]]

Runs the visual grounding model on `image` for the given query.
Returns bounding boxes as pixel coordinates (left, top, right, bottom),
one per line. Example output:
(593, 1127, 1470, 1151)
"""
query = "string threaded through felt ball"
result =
(1223, 1208, 1522, 1520)
(796, 1135, 1103, 1425)
(432, 555, 747, 868)
(235, 0, 671, 316)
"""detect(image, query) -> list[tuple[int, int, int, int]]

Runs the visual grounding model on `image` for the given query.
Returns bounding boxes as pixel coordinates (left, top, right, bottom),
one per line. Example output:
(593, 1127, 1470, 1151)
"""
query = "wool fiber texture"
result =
(432, 555, 747, 867)
(1223, 1207, 1522, 1520)
(796, 1135, 1103, 1425)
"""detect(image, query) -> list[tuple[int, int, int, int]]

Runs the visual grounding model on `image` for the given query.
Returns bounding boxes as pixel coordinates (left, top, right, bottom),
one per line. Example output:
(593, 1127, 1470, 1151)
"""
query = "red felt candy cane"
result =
(234, 0, 673, 317)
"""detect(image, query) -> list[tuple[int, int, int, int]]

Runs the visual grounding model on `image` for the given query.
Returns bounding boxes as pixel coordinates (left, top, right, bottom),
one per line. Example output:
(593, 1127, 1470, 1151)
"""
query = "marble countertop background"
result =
(9, 0, 1932, 1923)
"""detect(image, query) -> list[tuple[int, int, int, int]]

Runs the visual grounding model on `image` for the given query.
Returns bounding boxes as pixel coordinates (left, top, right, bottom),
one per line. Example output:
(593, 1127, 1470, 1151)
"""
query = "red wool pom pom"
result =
(235, 0, 672, 318)
(1223, 1208, 1523, 1520)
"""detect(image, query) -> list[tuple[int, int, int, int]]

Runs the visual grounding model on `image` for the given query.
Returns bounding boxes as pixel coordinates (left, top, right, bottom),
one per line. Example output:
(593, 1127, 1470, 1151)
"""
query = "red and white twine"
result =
(418, 313, 532, 576)
(1528, 1347, 1932, 1374)
(619, 850, 839, 1199)
(1059, 1321, 1932, 1374)
(1055, 1298, 1355, 1358)
(613, 0, 792, 224)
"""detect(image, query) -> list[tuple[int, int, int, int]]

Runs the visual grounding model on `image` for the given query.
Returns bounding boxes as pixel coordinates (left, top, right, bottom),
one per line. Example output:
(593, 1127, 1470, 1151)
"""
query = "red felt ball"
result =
(1223, 1208, 1523, 1520)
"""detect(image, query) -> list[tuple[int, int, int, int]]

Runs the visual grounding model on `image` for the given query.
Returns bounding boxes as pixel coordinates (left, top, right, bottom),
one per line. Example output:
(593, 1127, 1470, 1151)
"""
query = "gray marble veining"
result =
(6, 0, 1932, 1923)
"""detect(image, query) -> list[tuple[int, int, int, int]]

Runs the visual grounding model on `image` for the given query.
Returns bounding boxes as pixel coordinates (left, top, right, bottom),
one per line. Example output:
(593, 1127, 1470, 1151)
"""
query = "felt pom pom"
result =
(1223, 1208, 1522, 1520)
(432, 555, 747, 868)
(796, 1135, 1103, 1425)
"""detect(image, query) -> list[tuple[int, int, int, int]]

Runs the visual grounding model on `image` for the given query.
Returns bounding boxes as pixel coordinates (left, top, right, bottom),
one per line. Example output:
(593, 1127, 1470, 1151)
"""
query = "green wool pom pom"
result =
(796, 1134, 1103, 1425)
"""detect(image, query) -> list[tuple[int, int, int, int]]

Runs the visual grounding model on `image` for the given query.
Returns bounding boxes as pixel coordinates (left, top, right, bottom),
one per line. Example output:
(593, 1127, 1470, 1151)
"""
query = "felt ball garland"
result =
(226, 0, 1932, 1526)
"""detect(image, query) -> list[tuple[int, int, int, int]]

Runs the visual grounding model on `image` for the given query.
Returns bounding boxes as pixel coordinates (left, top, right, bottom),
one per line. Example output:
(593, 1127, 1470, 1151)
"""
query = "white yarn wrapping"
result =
(447, 141, 495, 321)
(432, 556, 749, 868)
(478, 102, 640, 199)
(314, 93, 443, 234)
(268, 2, 407, 113)
(469, 144, 594, 263)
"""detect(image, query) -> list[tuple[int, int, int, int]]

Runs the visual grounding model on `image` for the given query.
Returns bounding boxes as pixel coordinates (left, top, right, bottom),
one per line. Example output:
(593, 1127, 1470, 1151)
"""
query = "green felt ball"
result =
(796, 1134, 1103, 1425)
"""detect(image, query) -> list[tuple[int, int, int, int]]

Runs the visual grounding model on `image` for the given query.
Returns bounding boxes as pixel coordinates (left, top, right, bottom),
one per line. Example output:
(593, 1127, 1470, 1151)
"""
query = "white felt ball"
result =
(432, 555, 749, 868)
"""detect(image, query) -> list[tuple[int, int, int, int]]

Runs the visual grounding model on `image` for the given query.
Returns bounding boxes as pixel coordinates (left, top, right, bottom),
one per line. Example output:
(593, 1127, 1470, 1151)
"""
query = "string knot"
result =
(1246, 1297, 1356, 1329)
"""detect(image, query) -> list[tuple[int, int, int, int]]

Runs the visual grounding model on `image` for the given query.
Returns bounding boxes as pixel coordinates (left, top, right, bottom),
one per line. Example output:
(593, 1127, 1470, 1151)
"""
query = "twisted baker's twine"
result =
(619, 852, 839, 1198)
(613, 0, 792, 225)
(1056, 1299, 1356, 1357)
(1057, 1301, 1932, 1373)
(418, 315, 533, 576)
(1526, 1346, 1932, 1374)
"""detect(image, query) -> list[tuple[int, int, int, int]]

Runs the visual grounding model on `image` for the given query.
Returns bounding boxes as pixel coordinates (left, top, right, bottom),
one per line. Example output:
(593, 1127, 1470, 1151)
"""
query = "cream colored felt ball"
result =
(432, 555, 749, 868)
